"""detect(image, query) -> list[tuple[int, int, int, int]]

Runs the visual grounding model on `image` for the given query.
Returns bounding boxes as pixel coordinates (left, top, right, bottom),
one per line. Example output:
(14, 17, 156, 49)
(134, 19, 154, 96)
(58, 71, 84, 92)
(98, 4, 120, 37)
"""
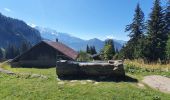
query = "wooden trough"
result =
(56, 60, 125, 79)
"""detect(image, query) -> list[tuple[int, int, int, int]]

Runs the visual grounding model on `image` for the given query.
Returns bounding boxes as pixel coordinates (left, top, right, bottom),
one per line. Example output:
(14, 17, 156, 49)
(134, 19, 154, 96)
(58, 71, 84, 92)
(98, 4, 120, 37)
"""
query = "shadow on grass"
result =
(58, 75, 138, 83)
(11, 65, 55, 69)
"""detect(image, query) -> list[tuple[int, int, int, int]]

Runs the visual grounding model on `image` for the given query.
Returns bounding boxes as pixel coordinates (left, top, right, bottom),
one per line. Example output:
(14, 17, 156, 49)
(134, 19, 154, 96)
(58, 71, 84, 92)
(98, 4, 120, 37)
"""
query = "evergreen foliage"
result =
(91, 46, 97, 55)
(56, 38, 58, 42)
(123, 3, 145, 59)
(86, 45, 97, 55)
(86, 45, 90, 54)
(77, 50, 92, 61)
(115, 48, 119, 54)
(144, 0, 168, 62)
(166, 35, 170, 60)
(101, 39, 116, 60)
(119, 0, 170, 63)
(165, 0, 170, 62)
(164, 0, 170, 35)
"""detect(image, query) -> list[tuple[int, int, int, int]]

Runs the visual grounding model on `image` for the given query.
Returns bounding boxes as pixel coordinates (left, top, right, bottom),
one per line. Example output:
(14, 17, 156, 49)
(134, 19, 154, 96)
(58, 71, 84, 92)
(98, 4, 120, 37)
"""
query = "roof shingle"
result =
(43, 41, 78, 60)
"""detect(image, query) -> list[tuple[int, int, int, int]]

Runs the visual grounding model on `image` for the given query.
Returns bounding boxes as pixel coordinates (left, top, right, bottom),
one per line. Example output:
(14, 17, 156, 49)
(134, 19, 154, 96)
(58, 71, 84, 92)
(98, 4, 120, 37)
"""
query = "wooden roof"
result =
(12, 40, 78, 61)
(43, 41, 78, 60)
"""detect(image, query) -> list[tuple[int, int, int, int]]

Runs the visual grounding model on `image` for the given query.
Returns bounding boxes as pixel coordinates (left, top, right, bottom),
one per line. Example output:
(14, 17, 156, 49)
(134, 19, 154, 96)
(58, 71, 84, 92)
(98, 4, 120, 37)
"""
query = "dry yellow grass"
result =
(124, 59, 170, 71)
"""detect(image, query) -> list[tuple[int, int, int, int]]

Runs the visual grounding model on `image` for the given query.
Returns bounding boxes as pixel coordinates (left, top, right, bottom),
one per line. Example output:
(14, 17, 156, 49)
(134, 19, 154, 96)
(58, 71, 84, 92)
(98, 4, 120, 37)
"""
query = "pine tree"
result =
(77, 50, 92, 61)
(105, 39, 116, 55)
(164, 0, 170, 35)
(145, 0, 168, 62)
(91, 46, 97, 54)
(86, 45, 90, 53)
(115, 48, 119, 54)
(125, 3, 145, 59)
(87, 45, 97, 55)
(103, 45, 114, 60)
(165, 0, 170, 61)
(166, 35, 170, 60)
(89, 46, 92, 54)
(102, 39, 116, 60)
(56, 38, 58, 42)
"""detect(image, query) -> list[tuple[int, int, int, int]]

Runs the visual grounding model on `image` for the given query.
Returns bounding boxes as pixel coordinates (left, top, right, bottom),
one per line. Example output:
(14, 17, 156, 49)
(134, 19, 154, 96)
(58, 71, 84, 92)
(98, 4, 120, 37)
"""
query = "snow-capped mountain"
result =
(34, 26, 126, 52)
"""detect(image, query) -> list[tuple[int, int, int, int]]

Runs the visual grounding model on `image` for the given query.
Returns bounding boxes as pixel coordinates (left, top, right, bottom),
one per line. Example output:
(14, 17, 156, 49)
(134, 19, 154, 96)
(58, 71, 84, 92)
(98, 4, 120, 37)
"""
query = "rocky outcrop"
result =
(56, 60, 125, 79)
(142, 75, 170, 93)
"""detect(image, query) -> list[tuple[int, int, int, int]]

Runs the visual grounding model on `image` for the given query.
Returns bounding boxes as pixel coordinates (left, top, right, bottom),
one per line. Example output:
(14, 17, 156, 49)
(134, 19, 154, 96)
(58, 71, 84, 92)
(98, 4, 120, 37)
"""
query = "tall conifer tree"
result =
(124, 3, 145, 59)
(164, 0, 170, 35)
(86, 45, 90, 53)
(145, 0, 167, 62)
(165, 0, 170, 60)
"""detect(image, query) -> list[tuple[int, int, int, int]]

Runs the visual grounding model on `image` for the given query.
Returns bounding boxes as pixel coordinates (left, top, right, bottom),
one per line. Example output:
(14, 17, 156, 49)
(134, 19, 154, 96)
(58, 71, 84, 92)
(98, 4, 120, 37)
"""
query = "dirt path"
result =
(142, 75, 170, 93)
(0, 60, 15, 75)
(0, 68, 15, 75)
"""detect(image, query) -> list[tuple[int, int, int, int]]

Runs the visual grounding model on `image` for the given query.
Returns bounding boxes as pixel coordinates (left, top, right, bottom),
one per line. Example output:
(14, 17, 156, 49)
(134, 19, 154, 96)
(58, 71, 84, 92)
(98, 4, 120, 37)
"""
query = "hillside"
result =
(35, 26, 126, 52)
(0, 13, 42, 48)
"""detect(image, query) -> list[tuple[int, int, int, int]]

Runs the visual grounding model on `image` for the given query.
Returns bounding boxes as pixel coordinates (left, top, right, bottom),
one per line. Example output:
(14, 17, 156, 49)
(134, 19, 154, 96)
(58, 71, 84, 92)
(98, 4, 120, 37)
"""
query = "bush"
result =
(76, 51, 92, 62)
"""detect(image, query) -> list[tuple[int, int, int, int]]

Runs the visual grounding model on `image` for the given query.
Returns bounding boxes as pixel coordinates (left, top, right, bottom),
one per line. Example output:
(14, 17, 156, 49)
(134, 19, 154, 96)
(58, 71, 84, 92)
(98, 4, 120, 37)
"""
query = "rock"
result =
(56, 60, 125, 79)
(56, 78, 61, 81)
(108, 60, 114, 64)
(142, 75, 170, 93)
(40, 75, 48, 79)
(94, 82, 99, 85)
(31, 74, 41, 78)
(86, 80, 93, 82)
(69, 83, 75, 86)
(70, 80, 78, 82)
(58, 81, 65, 85)
(80, 81, 87, 84)
(137, 83, 145, 88)
(30, 74, 48, 79)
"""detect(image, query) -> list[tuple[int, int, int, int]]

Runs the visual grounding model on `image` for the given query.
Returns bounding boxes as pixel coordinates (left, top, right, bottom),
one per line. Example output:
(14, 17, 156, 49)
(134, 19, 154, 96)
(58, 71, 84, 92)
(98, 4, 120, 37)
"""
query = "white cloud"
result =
(4, 8, 11, 12)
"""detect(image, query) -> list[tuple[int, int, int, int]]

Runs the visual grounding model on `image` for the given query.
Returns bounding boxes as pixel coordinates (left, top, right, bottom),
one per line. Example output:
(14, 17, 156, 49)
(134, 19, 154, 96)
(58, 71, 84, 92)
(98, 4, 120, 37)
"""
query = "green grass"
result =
(0, 62, 170, 100)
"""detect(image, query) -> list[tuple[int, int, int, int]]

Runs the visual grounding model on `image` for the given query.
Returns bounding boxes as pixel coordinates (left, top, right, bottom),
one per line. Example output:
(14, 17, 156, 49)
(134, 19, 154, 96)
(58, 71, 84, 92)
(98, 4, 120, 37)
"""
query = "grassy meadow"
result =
(0, 61, 170, 100)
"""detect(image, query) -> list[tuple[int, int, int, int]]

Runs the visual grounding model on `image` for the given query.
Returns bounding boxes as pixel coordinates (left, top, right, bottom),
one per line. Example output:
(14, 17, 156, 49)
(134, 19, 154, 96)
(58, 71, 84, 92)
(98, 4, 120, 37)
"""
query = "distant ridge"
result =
(35, 26, 126, 52)
(0, 13, 42, 48)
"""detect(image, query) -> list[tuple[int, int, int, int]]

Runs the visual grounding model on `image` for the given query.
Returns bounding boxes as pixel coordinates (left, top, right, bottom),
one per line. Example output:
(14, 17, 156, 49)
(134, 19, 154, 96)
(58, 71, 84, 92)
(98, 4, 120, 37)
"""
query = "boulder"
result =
(56, 60, 125, 78)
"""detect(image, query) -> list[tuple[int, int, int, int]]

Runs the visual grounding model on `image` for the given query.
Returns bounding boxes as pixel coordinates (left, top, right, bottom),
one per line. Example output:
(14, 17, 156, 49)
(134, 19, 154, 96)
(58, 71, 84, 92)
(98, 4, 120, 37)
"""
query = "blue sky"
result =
(0, 0, 167, 41)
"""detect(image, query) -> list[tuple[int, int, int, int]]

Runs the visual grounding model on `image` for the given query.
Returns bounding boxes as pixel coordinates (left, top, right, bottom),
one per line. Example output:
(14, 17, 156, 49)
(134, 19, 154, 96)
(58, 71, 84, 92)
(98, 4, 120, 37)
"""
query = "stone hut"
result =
(11, 40, 78, 68)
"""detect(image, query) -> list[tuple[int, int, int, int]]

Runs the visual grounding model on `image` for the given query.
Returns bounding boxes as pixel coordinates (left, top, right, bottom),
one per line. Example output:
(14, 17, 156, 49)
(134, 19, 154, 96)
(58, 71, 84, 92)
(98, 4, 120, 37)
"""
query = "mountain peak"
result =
(28, 23, 37, 28)
(0, 13, 41, 48)
(36, 26, 125, 52)
(88, 38, 102, 42)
